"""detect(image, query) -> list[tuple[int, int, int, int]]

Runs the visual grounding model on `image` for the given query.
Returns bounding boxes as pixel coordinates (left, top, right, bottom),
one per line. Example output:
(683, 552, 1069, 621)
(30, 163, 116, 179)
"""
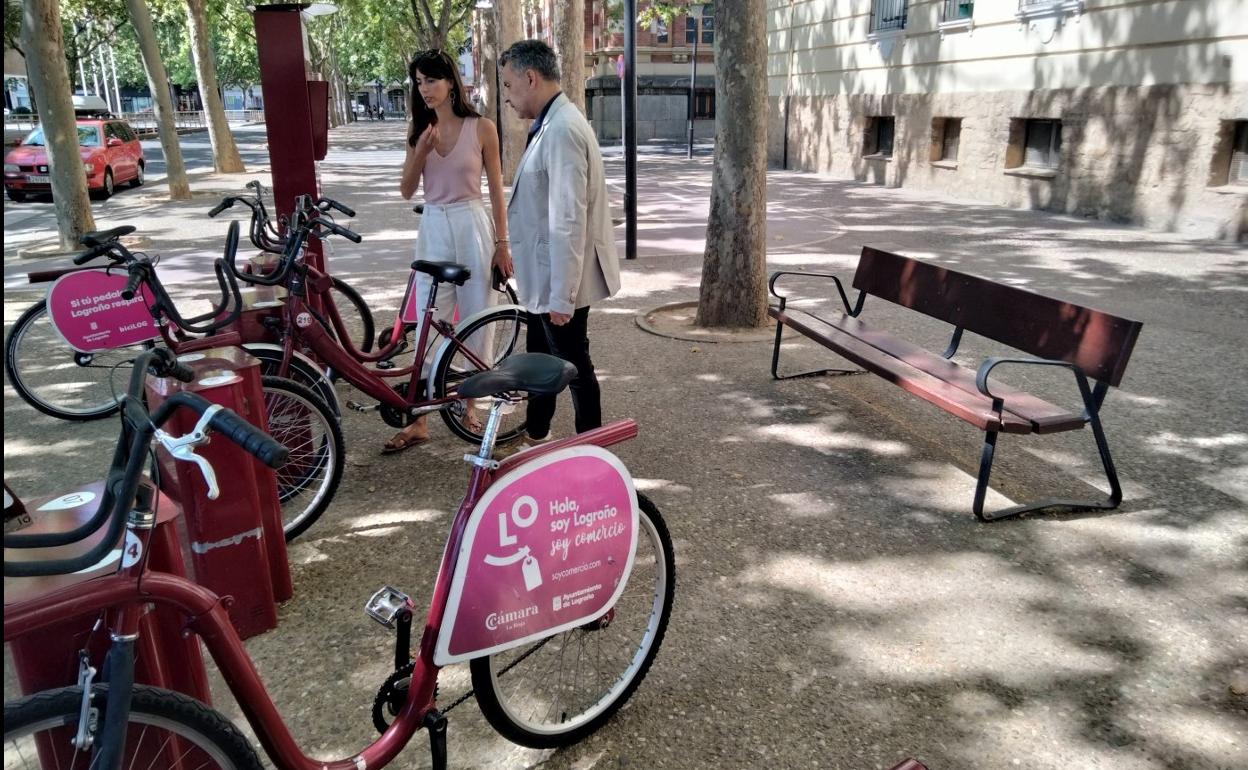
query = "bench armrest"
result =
(768, 270, 863, 316)
(977, 356, 1102, 418)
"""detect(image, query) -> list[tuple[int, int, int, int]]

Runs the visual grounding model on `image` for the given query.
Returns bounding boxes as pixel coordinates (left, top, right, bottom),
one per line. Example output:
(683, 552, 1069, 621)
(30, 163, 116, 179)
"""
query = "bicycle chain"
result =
(370, 637, 554, 734)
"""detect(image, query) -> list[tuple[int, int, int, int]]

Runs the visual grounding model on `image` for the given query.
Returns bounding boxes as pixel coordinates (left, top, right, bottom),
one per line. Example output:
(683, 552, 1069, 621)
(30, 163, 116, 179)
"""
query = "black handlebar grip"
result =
(322, 198, 356, 218)
(167, 361, 196, 382)
(413, 204, 425, 215)
(120, 266, 144, 301)
(208, 199, 233, 218)
(336, 225, 363, 243)
(208, 409, 289, 469)
(311, 217, 363, 243)
(73, 245, 106, 265)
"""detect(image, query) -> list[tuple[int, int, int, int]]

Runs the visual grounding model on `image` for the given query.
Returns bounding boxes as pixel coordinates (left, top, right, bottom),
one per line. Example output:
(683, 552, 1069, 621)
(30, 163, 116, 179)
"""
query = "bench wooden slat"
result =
(853, 246, 1143, 387)
(772, 307, 1034, 434)
(819, 313, 1086, 434)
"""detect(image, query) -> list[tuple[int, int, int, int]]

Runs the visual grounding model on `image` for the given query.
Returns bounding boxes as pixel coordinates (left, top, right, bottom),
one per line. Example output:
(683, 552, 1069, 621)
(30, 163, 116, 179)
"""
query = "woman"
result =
(384, 49, 513, 453)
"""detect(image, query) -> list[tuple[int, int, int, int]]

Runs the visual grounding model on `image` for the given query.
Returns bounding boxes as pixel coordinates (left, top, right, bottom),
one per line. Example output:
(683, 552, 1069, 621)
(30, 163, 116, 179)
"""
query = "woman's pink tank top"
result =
(422, 117, 483, 204)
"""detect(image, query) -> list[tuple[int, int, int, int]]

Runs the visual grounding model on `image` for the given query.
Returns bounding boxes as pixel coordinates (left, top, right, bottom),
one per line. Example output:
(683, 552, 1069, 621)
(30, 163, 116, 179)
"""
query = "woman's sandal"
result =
(381, 432, 429, 455)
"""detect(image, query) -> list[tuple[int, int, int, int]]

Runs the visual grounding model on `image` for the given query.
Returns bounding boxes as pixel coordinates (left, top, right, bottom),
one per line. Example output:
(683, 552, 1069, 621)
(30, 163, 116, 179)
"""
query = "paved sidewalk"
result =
(4, 120, 1246, 769)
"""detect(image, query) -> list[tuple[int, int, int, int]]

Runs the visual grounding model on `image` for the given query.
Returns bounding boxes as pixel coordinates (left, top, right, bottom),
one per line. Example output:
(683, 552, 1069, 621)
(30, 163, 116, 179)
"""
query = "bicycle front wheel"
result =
(260, 375, 345, 541)
(3, 684, 264, 770)
(470, 492, 675, 748)
(432, 307, 529, 444)
(4, 299, 153, 421)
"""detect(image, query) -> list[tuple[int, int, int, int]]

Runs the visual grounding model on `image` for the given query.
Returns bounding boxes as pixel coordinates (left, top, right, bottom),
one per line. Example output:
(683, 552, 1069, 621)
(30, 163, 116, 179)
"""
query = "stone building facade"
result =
(767, 0, 1248, 240)
(494, 1, 719, 141)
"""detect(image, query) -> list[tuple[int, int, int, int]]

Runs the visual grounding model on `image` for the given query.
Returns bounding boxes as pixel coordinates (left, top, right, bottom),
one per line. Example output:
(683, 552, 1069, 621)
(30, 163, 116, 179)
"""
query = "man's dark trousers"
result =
(524, 307, 601, 437)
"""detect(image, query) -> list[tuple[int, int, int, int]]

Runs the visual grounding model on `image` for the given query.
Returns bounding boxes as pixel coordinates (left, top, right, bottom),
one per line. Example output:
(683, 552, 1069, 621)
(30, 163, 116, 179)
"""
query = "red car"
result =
(4, 118, 145, 202)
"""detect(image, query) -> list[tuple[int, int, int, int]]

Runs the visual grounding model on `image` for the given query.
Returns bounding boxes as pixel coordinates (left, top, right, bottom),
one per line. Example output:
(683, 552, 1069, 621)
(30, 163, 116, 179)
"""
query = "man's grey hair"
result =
(500, 40, 560, 82)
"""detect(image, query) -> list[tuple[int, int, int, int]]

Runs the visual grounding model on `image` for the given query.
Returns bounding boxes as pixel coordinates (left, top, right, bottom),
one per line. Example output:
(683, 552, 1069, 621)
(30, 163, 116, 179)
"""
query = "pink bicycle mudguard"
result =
(434, 445, 639, 665)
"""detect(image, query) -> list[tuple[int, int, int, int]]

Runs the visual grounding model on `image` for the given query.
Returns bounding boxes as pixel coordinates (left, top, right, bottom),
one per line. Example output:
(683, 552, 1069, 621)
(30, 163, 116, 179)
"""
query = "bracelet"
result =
(494, 238, 509, 244)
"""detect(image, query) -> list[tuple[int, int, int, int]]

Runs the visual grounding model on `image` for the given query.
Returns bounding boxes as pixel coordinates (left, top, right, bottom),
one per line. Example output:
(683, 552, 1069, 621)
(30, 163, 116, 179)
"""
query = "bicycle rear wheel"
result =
(431, 307, 529, 444)
(259, 375, 345, 541)
(4, 299, 153, 421)
(470, 492, 675, 748)
(3, 683, 264, 769)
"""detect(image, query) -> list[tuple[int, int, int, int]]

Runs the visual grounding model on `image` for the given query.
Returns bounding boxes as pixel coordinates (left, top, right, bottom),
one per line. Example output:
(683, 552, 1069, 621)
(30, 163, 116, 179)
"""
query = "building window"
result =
(863, 116, 895, 158)
(656, 19, 668, 44)
(1232, 122, 1248, 184)
(870, 0, 908, 33)
(1024, 119, 1061, 168)
(1209, 119, 1248, 187)
(694, 90, 715, 119)
(942, 0, 974, 22)
(685, 17, 696, 44)
(702, 8, 714, 44)
(930, 117, 961, 162)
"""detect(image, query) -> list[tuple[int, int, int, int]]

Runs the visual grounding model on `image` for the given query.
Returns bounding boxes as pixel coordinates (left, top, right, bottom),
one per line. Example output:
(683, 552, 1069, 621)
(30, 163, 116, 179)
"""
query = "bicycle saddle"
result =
(458, 353, 576, 398)
(411, 260, 471, 286)
(80, 225, 137, 248)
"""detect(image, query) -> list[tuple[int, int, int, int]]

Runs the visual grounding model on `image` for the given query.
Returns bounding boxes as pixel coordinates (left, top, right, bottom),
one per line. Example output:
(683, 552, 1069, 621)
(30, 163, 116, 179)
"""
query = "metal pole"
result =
(687, 11, 698, 159)
(624, 0, 637, 259)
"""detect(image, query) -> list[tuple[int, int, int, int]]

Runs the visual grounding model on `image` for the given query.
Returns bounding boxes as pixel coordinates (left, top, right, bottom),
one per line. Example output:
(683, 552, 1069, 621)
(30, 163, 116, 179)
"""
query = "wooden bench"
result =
(767, 245, 1143, 521)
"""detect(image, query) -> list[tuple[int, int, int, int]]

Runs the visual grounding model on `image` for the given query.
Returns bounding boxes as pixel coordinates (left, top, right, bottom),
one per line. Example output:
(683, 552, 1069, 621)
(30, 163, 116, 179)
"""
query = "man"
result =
(500, 39, 620, 446)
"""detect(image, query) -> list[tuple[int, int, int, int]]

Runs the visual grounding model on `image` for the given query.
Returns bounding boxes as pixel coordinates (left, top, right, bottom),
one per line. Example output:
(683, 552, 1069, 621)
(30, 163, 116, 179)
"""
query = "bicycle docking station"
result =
(145, 346, 292, 639)
(4, 480, 213, 705)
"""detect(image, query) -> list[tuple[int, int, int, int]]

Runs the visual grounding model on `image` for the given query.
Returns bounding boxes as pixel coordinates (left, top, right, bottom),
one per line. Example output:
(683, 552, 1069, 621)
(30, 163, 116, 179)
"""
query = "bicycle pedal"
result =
(365, 586, 413, 629)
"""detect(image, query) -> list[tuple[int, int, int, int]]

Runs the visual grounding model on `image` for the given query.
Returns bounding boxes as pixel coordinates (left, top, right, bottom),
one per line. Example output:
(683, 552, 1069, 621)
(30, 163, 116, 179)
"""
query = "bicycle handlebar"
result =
(120, 265, 145, 301)
(4, 349, 288, 577)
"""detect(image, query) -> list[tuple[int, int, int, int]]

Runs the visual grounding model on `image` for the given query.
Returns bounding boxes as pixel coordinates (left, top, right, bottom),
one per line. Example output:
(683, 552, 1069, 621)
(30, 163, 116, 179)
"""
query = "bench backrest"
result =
(853, 246, 1143, 387)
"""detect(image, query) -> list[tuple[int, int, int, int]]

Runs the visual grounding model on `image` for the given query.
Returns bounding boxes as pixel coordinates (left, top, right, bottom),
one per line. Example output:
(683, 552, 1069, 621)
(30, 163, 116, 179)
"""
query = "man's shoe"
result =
(494, 431, 555, 459)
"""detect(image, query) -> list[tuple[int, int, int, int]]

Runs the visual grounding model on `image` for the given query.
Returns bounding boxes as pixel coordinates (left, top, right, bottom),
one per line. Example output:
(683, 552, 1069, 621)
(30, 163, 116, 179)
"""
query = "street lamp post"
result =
(686, 4, 703, 159)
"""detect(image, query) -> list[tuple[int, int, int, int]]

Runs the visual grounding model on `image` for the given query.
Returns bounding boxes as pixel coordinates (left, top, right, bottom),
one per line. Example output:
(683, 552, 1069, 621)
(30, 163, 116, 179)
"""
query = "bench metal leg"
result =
(770, 320, 863, 381)
(972, 411, 1124, 522)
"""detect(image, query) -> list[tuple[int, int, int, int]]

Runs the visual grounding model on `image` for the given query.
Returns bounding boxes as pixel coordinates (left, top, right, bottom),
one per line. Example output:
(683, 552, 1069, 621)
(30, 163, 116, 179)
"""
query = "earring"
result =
(451, 92, 457, 105)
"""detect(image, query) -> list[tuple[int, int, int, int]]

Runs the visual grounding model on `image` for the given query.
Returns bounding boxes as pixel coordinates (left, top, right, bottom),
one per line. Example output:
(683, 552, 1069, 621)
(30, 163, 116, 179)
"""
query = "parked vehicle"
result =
(3, 116, 145, 202)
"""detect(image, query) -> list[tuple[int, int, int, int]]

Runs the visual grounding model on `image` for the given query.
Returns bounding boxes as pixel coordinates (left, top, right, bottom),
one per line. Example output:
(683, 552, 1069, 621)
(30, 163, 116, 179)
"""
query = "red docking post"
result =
(254, 3, 332, 310)
(145, 348, 291, 639)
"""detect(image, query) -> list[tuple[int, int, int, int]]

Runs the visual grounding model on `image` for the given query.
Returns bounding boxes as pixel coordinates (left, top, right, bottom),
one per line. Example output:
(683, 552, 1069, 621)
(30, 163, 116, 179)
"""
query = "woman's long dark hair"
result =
(408, 50, 480, 147)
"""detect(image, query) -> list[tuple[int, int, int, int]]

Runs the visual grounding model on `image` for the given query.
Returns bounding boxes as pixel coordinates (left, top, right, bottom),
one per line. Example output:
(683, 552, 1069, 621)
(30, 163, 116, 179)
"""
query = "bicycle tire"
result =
(432, 307, 529, 444)
(259, 375, 345, 541)
(329, 276, 376, 353)
(469, 492, 675, 748)
(4, 299, 154, 422)
(3, 683, 264, 770)
(241, 343, 340, 417)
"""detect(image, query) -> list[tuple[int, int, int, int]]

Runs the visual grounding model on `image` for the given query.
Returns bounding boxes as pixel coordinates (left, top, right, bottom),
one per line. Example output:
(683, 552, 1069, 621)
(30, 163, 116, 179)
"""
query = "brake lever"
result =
(154, 404, 224, 499)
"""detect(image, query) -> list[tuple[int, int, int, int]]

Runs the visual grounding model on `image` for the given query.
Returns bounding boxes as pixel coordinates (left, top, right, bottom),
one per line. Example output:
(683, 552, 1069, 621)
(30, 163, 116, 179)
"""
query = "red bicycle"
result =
(4, 349, 676, 770)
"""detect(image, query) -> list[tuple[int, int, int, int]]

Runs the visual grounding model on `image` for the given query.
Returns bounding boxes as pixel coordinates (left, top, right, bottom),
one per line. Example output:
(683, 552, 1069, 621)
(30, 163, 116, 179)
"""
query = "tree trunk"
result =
(554, 0, 585, 113)
(496, 0, 527, 184)
(695, 0, 768, 329)
(185, 0, 244, 172)
(126, 0, 191, 199)
(22, 0, 95, 250)
(478, 5, 499, 133)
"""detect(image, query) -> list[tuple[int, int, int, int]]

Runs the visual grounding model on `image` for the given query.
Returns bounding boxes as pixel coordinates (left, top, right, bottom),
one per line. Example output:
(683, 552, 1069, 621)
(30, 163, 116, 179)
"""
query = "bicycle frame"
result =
(3, 418, 639, 770)
(271, 264, 522, 416)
